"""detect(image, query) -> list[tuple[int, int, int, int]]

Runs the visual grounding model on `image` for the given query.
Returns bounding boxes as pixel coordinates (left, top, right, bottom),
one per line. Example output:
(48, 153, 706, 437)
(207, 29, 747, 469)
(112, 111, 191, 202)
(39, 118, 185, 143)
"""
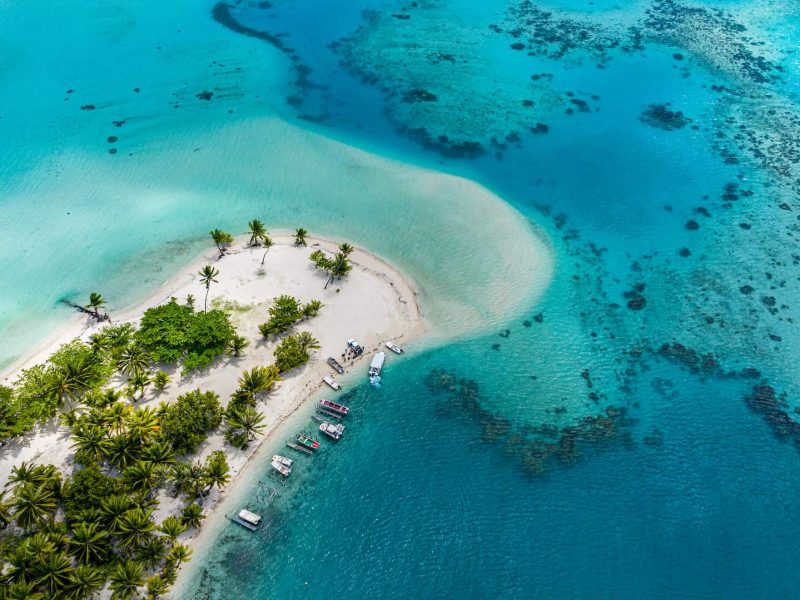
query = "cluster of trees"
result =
(309, 242, 353, 289)
(257, 295, 323, 338)
(223, 366, 279, 450)
(0, 384, 234, 598)
(273, 332, 320, 373)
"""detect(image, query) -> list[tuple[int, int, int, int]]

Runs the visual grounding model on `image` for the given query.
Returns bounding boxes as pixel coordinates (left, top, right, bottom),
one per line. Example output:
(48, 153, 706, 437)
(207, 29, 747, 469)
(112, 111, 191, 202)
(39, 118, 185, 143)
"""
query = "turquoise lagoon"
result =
(3, 0, 800, 598)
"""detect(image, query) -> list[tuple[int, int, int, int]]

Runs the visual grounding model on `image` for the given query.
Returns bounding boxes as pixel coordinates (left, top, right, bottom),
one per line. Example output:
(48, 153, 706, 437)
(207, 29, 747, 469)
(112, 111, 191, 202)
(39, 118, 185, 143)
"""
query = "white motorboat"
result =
(323, 374, 341, 390)
(319, 421, 345, 440)
(272, 454, 294, 469)
(385, 341, 404, 354)
(369, 351, 385, 384)
(271, 459, 291, 477)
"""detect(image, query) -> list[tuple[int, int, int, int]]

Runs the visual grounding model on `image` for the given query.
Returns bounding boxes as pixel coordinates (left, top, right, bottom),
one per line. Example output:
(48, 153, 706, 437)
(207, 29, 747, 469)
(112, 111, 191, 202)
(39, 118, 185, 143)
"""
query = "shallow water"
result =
(3, 0, 800, 598)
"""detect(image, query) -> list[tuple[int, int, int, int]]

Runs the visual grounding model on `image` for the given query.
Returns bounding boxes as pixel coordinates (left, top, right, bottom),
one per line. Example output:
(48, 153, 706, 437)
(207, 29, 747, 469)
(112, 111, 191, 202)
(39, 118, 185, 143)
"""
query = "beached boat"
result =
(323, 374, 341, 390)
(272, 454, 294, 468)
(369, 351, 385, 384)
(319, 398, 350, 416)
(347, 338, 364, 356)
(227, 508, 262, 531)
(319, 421, 345, 440)
(385, 341, 404, 354)
(296, 433, 320, 450)
(271, 459, 291, 477)
(327, 356, 345, 374)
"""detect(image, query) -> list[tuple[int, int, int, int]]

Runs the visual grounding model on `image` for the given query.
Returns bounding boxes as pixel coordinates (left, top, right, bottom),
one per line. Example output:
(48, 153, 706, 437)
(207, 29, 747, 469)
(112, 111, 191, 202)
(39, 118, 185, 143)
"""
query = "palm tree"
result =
(49, 361, 93, 410)
(122, 461, 160, 494)
(198, 264, 219, 313)
(136, 535, 168, 569)
(237, 365, 281, 403)
(117, 508, 157, 548)
(209, 229, 234, 258)
(166, 543, 192, 568)
(24, 532, 55, 561)
(85, 292, 107, 320)
(6, 542, 38, 584)
(107, 435, 139, 470)
(296, 331, 321, 353)
(180, 503, 205, 529)
(12, 483, 56, 530)
(118, 343, 150, 376)
(64, 564, 105, 600)
(260, 234, 274, 266)
(146, 574, 169, 599)
(140, 439, 175, 466)
(70, 424, 111, 463)
(338, 242, 354, 256)
(127, 407, 160, 443)
(302, 299, 323, 319)
(7, 461, 36, 488)
(247, 219, 267, 246)
(130, 369, 151, 400)
(105, 401, 133, 434)
(6, 581, 43, 600)
(33, 550, 74, 594)
(109, 560, 145, 600)
(227, 335, 249, 357)
(100, 494, 134, 534)
(226, 407, 265, 441)
(202, 453, 230, 494)
(185, 294, 195, 308)
(294, 227, 309, 246)
(324, 253, 352, 289)
(159, 515, 187, 543)
(178, 463, 206, 499)
(90, 333, 111, 357)
(68, 522, 110, 564)
(0, 490, 12, 528)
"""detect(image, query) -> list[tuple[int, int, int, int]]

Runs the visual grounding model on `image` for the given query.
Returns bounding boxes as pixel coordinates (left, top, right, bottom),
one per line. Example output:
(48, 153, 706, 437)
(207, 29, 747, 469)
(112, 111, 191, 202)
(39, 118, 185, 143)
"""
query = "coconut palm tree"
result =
(260, 234, 274, 266)
(146, 574, 169, 599)
(294, 227, 308, 246)
(180, 503, 205, 529)
(324, 253, 352, 289)
(178, 463, 206, 499)
(104, 401, 133, 435)
(209, 229, 234, 257)
(6, 581, 43, 600)
(186, 294, 195, 308)
(117, 508, 157, 548)
(33, 550, 74, 594)
(296, 331, 321, 353)
(12, 483, 56, 530)
(90, 333, 111, 357)
(5, 541, 38, 584)
(100, 494, 134, 534)
(226, 407, 265, 441)
(127, 407, 160, 443)
(117, 343, 150, 376)
(85, 292, 107, 320)
(247, 219, 267, 246)
(159, 515, 187, 543)
(227, 335, 249, 357)
(122, 461, 160, 494)
(338, 242, 354, 256)
(7, 461, 36, 488)
(237, 365, 281, 403)
(48, 361, 93, 410)
(202, 453, 230, 494)
(70, 424, 111, 463)
(0, 490, 12, 528)
(107, 435, 139, 470)
(166, 543, 192, 568)
(129, 370, 151, 400)
(24, 532, 55, 562)
(136, 535, 168, 569)
(198, 264, 219, 313)
(301, 299, 323, 319)
(109, 560, 145, 600)
(64, 564, 105, 600)
(140, 439, 175, 466)
(68, 522, 110, 565)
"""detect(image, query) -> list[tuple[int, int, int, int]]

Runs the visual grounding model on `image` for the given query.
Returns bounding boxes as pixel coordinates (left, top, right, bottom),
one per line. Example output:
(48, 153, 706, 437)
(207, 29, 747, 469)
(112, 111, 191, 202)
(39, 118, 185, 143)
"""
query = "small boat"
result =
(272, 454, 294, 468)
(320, 398, 350, 416)
(323, 374, 341, 390)
(319, 421, 345, 440)
(369, 351, 385, 384)
(347, 339, 364, 356)
(271, 459, 291, 477)
(327, 357, 345, 374)
(228, 508, 261, 531)
(385, 341, 404, 354)
(296, 433, 320, 450)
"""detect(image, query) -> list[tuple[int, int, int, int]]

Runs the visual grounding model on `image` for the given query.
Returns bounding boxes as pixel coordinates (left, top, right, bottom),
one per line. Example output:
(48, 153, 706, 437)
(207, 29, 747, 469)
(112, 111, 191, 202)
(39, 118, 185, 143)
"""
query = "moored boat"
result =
(227, 508, 262, 531)
(272, 454, 294, 468)
(319, 398, 349, 416)
(296, 433, 320, 450)
(319, 421, 345, 440)
(369, 351, 385, 384)
(323, 374, 341, 390)
(327, 356, 345, 374)
(271, 459, 291, 477)
(385, 341, 404, 354)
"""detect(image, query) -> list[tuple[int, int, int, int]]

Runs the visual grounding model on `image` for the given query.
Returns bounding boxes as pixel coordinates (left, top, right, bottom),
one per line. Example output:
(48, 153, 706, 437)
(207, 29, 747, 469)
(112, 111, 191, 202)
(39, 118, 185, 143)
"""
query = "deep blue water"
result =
(185, 1, 800, 598)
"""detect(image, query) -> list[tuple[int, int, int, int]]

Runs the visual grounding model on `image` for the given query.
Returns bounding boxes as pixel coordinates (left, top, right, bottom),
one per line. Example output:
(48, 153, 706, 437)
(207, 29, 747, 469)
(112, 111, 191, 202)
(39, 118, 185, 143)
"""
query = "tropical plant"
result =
(105, 401, 133, 435)
(117, 343, 150, 376)
(70, 424, 111, 463)
(202, 450, 230, 493)
(12, 483, 57, 530)
(109, 560, 145, 599)
(86, 292, 107, 320)
(198, 265, 220, 313)
(209, 229, 234, 257)
(170, 462, 206, 499)
(5, 581, 43, 600)
(180, 503, 205, 529)
(129, 369, 151, 399)
(106, 435, 139, 470)
(302, 299, 323, 318)
(136, 535, 168, 569)
(122, 461, 160, 494)
(127, 407, 160, 443)
(226, 406, 266, 441)
(324, 252, 352, 289)
(116, 507, 157, 548)
(228, 335, 249, 357)
(273, 334, 312, 372)
(260, 233, 274, 266)
(338, 242, 354, 256)
(236, 366, 281, 403)
(186, 294, 195, 308)
(294, 227, 308, 246)
(295, 331, 321, 353)
(146, 574, 170, 599)
(258, 294, 303, 337)
(64, 564, 105, 600)
(153, 370, 170, 391)
(0, 489, 12, 528)
(33, 550, 74, 594)
(159, 390, 223, 454)
(100, 494, 135, 533)
(140, 439, 175, 466)
(159, 515, 187, 542)
(166, 542, 192, 567)
(309, 249, 330, 270)
(247, 219, 267, 246)
(68, 521, 110, 564)
(48, 360, 94, 410)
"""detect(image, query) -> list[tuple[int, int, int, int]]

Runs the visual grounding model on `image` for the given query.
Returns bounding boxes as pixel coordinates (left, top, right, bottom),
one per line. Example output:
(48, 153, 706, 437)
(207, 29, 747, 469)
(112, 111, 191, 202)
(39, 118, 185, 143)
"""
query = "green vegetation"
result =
(258, 295, 323, 338)
(85, 292, 107, 321)
(294, 228, 308, 246)
(209, 229, 234, 257)
(247, 219, 267, 247)
(158, 390, 223, 455)
(198, 265, 219, 313)
(153, 370, 170, 391)
(135, 298, 236, 374)
(273, 332, 320, 373)
(309, 246, 353, 289)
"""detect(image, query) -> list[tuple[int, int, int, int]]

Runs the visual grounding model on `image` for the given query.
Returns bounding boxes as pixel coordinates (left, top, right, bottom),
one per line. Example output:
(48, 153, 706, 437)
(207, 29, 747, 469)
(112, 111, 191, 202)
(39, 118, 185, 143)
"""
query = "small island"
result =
(0, 225, 422, 599)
